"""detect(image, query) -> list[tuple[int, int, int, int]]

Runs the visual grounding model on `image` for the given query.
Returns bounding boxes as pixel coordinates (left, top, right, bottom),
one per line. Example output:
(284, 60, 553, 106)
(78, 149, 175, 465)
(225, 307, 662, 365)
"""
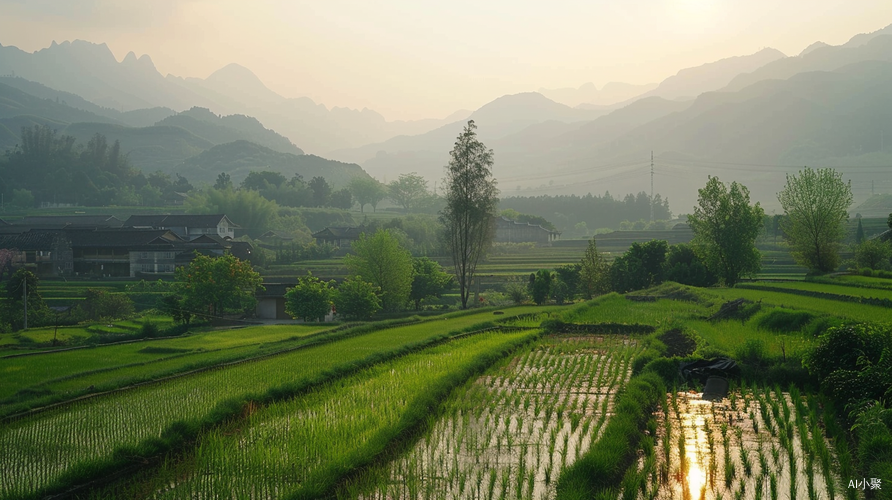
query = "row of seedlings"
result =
(631, 381, 842, 500)
(87, 330, 537, 499)
(343, 334, 642, 500)
(0, 311, 511, 499)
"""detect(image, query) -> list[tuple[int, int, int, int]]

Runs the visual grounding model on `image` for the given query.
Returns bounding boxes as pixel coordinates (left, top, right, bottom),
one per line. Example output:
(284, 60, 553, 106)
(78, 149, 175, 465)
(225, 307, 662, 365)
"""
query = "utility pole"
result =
(872, 180, 875, 197)
(650, 151, 654, 223)
(23, 276, 27, 330)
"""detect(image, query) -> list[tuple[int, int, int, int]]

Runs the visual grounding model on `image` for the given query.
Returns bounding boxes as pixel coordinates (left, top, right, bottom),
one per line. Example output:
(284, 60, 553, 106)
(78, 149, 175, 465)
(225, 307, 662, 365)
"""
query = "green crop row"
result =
(92, 330, 537, 500)
(0, 308, 540, 499)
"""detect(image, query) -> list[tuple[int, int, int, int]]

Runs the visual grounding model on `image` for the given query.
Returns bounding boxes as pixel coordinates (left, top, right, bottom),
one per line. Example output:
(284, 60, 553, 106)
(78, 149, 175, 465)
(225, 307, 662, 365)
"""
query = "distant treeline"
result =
(499, 192, 673, 233)
(0, 125, 191, 207)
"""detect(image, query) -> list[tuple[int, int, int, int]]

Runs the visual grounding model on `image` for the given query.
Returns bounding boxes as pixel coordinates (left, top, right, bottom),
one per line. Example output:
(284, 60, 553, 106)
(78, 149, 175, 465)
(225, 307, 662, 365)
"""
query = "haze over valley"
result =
(1, 2, 892, 219)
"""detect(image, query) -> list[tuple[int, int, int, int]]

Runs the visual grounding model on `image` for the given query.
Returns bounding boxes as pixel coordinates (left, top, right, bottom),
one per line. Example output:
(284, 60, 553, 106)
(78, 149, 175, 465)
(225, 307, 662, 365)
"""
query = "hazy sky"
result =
(1, 0, 891, 120)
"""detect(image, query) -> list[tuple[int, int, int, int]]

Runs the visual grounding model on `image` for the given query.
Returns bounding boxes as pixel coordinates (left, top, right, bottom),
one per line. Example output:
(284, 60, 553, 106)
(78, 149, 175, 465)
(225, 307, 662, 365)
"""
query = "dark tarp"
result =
(679, 357, 739, 383)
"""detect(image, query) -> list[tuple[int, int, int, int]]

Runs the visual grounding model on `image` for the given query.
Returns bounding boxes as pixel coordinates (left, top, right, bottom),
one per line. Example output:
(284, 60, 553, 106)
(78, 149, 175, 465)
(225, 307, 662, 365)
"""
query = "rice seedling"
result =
(640, 384, 843, 500)
(2, 309, 528, 499)
(345, 334, 640, 500)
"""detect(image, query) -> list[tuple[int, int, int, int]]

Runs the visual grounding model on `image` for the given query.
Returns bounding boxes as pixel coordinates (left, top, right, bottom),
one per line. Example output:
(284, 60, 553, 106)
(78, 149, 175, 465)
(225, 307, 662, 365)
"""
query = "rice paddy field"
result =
(1, 274, 890, 499)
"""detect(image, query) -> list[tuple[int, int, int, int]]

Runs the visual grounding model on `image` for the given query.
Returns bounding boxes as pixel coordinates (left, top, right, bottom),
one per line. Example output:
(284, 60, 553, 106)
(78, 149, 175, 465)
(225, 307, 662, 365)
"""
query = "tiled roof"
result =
(124, 214, 238, 229)
(64, 229, 181, 248)
(0, 231, 57, 250)
(13, 215, 124, 227)
(312, 226, 364, 239)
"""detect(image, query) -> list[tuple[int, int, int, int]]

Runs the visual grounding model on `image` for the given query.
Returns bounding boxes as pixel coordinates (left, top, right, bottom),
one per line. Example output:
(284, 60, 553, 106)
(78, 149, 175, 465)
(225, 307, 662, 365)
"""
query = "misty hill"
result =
(0, 40, 210, 111)
(329, 92, 609, 177)
(61, 122, 214, 172)
(636, 48, 786, 101)
(533, 60, 892, 212)
(538, 81, 658, 107)
(156, 107, 302, 155)
(0, 40, 467, 153)
(177, 140, 371, 187)
(0, 80, 124, 151)
(333, 93, 683, 182)
(0, 76, 175, 127)
(723, 32, 892, 92)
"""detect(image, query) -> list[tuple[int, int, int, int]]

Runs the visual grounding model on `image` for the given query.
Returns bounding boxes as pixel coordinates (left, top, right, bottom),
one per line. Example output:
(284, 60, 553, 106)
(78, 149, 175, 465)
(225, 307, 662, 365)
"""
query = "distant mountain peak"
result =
(207, 63, 263, 85)
(800, 41, 829, 56)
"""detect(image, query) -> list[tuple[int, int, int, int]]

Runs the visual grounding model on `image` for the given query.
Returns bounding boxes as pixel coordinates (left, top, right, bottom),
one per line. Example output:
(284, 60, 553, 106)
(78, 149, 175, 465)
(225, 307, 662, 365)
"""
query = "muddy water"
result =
(359, 336, 639, 500)
(647, 389, 842, 500)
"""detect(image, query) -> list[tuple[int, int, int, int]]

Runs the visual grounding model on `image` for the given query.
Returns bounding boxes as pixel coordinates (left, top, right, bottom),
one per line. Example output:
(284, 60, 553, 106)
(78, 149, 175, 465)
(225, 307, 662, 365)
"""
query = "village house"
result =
(124, 214, 237, 241)
(494, 217, 561, 245)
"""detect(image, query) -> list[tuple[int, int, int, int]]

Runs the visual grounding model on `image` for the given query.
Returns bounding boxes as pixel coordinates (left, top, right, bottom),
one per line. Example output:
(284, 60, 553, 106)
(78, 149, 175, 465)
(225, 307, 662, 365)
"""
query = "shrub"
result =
(735, 339, 767, 364)
(756, 309, 814, 332)
(139, 321, 160, 338)
(641, 357, 683, 384)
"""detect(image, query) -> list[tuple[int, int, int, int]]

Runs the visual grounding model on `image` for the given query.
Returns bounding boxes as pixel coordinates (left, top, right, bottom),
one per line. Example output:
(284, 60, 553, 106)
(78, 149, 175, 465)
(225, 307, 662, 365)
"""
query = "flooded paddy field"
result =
(629, 385, 843, 500)
(344, 334, 641, 500)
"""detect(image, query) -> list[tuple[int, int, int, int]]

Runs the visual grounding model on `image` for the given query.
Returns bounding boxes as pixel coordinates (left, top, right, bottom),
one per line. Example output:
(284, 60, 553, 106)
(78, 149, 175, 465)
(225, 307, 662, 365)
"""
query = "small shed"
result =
(255, 283, 293, 320)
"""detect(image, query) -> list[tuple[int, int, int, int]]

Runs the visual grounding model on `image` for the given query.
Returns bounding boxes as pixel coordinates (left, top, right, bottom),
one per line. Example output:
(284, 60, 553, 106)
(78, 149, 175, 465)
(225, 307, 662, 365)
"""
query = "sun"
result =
(670, 0, 721, 29)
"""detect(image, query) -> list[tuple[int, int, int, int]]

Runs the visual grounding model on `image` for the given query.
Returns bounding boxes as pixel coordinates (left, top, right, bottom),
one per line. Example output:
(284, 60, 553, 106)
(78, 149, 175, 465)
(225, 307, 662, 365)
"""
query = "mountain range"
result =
(2, 22, 892, 212)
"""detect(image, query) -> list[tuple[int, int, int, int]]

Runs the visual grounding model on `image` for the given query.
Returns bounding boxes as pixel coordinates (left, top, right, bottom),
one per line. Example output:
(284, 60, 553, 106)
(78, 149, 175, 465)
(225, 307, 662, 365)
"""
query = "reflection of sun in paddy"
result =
(683, 399, 713, 499)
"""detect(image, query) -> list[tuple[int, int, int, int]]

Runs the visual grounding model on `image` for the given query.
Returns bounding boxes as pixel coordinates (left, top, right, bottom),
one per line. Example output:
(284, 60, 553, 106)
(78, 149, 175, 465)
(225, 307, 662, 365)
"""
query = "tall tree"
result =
(349, 177, 387, 213)
(578, 238, 609, 299)
(688, 177, 764, 286)
(344, 229, 414, 311)
(856, 217, 865, 245)
(777, 167, 853, 273)
(440, 121, 499, 309)
(309, 176, 332, 207)
(388, 173, 430, 212)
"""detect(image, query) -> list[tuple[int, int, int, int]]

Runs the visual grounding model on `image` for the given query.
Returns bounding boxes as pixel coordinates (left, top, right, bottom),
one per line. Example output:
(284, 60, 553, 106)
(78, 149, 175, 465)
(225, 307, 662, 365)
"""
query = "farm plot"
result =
(91, 330, 537, 499)
(0, 308, 541, 499)
(701, 287, 892, 323)
(630, 384, 842, 500)
(0, 323, 332, 404)
(563, 293, 708, 328)
(344, 334, 642, 500)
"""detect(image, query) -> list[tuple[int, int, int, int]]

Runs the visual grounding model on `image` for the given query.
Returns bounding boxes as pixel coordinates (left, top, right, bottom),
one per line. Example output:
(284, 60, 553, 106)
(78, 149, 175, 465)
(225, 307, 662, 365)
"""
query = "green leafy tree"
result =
(330, 188, 353, 210)
(333, 276, 381, 320)
(688, 177, 764, 286)
(185, 187, 278, 232)
(440, 121, 499, 309)
(855, 239, 892, 270)
(241, 171, 286, 191)
(529, 269, 553, 305)
(856, 217, 865, 245)
(76, 289, 135, 321)
(409, 257, 453, 310)
(214, 172, 233, 190)
(3, 269, 50, 329)
(344, 229, 414, 311)
(608, 240, 668, 293)
(579, 238, 609, 299)
(349, 177, 387, 213)
(663, 243, 717, 287)
(284, 273, 333, 322)
(389, 172, 431, 212)
(160, 293, 192, 325)
(778, 167, 853, 273)
(175, 253, 263, 317)
(309, 176, 332, 207)
(554, 264, 581, 303)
